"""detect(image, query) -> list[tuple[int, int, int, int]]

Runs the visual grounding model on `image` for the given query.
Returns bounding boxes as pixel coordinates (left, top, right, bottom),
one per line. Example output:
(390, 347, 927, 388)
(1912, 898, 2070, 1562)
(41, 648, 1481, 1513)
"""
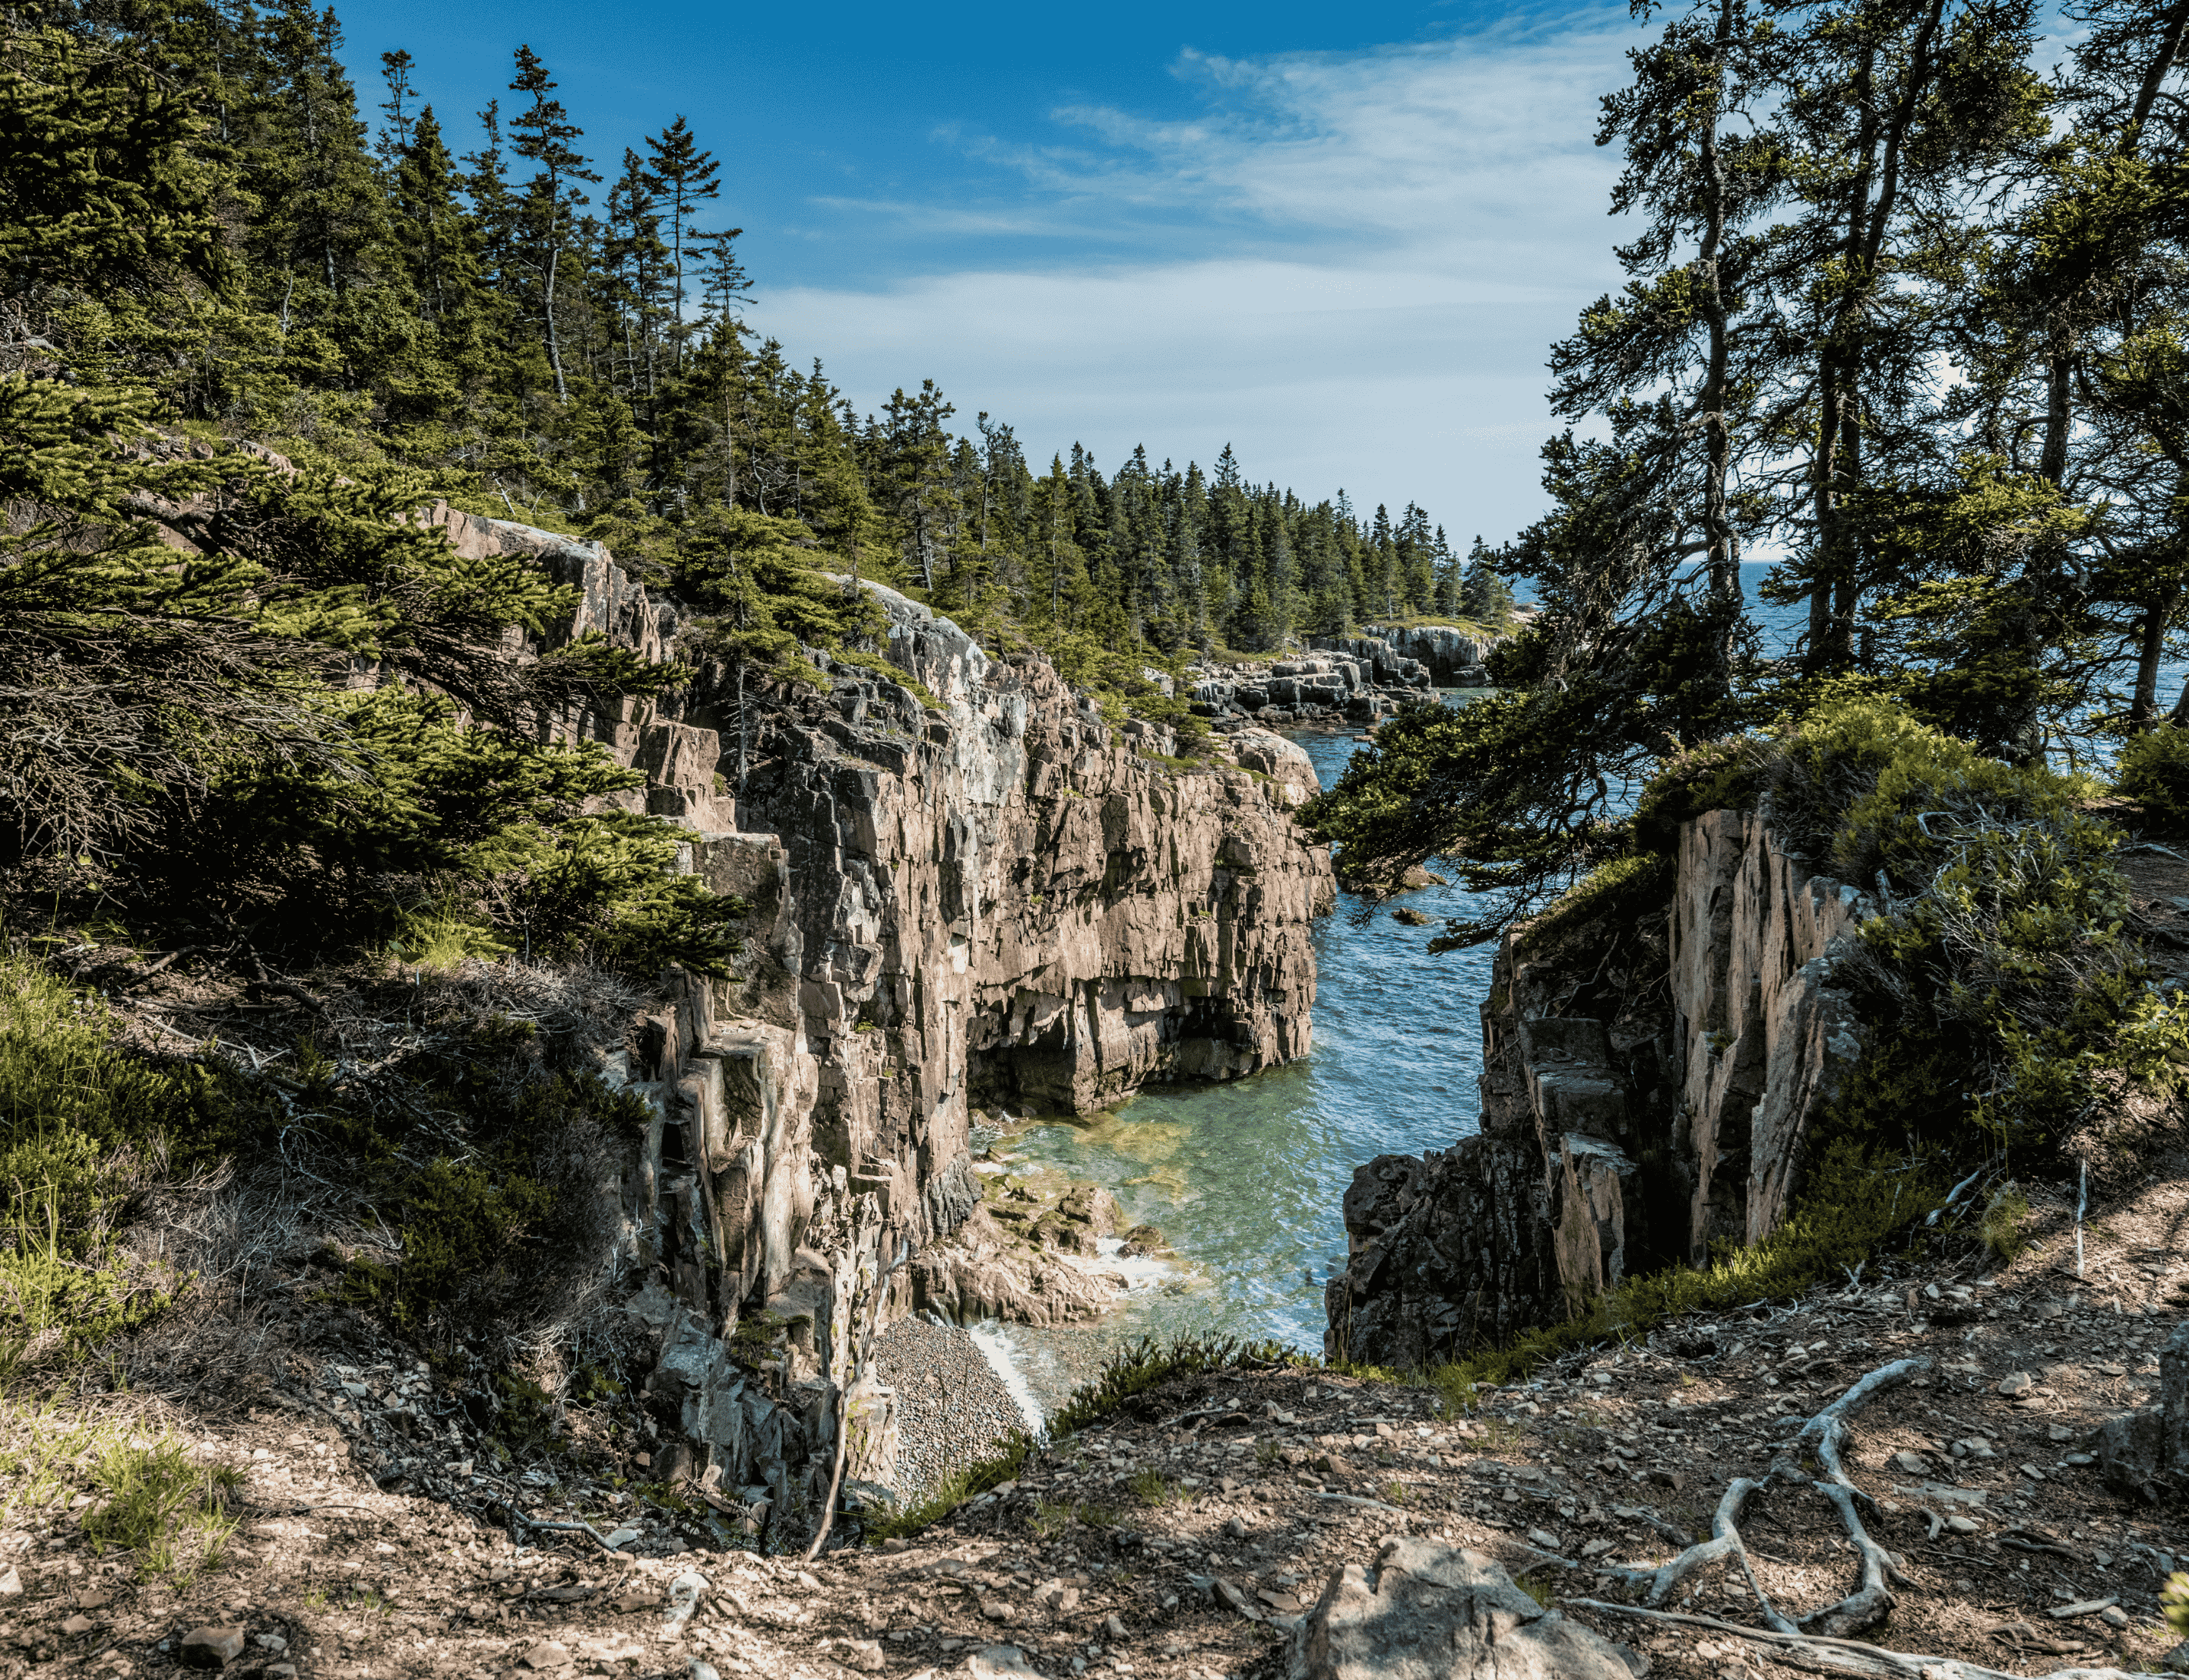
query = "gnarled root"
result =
(1582, 1356, 1929, 1639)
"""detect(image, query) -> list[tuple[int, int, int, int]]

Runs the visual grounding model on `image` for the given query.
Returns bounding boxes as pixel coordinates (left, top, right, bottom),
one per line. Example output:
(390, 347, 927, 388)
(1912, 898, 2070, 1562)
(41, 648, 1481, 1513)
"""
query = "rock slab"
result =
(2094, 1322, 2189, 1495)
(1289, 1539, 1639, 1680)
(179, 1626, 247, 1668)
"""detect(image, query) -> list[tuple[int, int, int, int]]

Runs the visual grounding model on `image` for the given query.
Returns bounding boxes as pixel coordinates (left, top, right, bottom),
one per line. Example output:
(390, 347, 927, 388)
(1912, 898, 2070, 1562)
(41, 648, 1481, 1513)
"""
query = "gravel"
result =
(873, 1317, 1033, 1500)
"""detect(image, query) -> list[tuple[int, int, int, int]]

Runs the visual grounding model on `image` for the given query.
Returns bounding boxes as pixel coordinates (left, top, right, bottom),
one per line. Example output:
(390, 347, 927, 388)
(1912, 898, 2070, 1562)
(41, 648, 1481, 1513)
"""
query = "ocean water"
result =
(992, 715, 1498, 1409)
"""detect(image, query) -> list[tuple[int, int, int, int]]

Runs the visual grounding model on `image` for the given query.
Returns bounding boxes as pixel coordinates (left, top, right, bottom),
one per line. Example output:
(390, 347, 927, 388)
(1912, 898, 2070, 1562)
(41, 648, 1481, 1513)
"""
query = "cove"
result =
(991, 705, 1496, 1411)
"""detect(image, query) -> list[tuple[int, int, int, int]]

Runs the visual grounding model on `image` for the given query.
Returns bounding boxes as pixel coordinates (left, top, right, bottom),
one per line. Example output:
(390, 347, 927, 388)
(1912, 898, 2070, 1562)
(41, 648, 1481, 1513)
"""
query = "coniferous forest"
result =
(1, 0, 1477, 682)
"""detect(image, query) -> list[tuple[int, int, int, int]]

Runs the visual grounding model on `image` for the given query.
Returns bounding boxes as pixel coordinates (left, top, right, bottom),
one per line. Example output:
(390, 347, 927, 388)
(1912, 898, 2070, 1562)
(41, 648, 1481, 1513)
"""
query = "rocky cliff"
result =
(422, 505, 1334, 1520)
(1324, 811, 1869, 1368)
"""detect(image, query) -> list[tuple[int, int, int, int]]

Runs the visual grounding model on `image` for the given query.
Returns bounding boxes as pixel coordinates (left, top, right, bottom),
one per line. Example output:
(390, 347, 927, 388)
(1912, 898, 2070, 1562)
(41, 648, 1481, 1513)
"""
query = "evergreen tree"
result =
(643, 114, 721, 368)
(505, 45, 597, 404)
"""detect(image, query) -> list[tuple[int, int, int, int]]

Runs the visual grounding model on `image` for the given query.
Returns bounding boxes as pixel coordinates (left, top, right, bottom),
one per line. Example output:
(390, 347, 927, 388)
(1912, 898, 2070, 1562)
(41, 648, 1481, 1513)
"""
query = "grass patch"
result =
(0, 1399, 239, 1580)
(1411, 1138, 1944, 1409)
(1047, 1333, 1290, 1436)
(1380, 1479, 1409, 1505)
(863, 1428, 1031, 1543)
(1980, 1186, 2032, 1263)
(1130, 1468, 1179, 1507)
(0, 952, 239, 1373)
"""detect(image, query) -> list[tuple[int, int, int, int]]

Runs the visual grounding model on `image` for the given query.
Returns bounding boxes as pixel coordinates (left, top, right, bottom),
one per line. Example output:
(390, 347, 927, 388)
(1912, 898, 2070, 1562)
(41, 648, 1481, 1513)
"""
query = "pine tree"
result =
(505, 45, 598, 404)
(643, 115, 721, 369)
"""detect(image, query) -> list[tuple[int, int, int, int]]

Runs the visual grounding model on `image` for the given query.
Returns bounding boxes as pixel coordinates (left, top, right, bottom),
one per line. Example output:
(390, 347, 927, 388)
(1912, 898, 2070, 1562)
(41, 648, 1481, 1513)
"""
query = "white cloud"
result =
(757, 7, 1642, 534)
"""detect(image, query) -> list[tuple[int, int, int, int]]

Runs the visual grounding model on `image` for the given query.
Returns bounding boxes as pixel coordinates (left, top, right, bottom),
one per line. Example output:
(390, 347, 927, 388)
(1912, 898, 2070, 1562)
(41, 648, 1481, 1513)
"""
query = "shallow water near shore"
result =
(990, 713, 1497, 1413)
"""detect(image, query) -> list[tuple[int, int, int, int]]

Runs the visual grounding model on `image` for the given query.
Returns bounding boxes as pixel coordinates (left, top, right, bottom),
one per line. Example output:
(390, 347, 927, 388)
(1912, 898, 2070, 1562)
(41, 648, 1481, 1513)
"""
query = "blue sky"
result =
(333, 0, 1645, 542)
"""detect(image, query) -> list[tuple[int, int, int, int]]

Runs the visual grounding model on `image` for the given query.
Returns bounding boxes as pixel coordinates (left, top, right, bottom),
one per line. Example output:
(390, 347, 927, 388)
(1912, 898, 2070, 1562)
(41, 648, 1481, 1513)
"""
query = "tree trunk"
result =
(2129, 0, 2189, 138)
(735, 659, 749, 792)
(2131, 594, 2172, 731)
(1696, 0, 1740, 618)
(546, 237, 569, 404)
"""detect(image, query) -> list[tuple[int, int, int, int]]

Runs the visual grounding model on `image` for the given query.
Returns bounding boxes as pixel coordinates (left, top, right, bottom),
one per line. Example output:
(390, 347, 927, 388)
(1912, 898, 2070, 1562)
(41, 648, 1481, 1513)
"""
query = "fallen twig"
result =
(1566, 1599, 2170, 1680)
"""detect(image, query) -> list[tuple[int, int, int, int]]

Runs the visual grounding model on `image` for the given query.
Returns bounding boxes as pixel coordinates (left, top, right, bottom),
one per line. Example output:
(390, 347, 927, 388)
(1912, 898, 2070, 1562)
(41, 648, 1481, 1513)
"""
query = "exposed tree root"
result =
(1568, 1357, 1929, 1638)
(1566, 1599, 2172, 1680)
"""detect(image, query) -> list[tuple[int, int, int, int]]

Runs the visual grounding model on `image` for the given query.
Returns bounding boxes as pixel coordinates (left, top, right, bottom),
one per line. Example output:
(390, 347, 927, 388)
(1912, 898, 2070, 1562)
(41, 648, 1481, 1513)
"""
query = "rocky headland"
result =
(422, 505, 1335, 1521)
(1324, 810, 1871, 1368)
(1181, 619, 1515, 737)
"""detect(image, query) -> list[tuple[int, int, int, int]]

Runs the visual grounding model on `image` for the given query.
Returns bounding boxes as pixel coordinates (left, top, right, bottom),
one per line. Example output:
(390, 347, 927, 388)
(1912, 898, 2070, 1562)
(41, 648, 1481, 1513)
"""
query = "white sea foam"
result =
(968, 1319, 1046, 1435)
(1095, 1235, 1175, 1291)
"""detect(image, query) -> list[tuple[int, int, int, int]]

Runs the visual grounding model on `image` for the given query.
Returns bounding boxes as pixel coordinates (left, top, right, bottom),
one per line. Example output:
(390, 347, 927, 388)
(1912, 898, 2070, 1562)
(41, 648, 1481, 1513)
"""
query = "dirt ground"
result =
(4, 1154, 2185, 1680)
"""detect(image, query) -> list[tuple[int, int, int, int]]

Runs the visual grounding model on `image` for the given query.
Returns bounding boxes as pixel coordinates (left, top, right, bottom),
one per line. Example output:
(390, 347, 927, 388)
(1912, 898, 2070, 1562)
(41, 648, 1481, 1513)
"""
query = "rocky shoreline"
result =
(1184, 623, 1514, 733)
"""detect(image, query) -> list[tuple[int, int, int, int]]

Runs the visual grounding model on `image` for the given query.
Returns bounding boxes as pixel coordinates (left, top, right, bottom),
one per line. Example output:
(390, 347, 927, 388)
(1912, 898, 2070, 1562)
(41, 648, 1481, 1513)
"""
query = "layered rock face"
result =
(1189, 652, 1419, 728)
(1350, 624, 1505, 687)
(422, 506, 1332, 1513)
(1326, 813, 1868, 1367)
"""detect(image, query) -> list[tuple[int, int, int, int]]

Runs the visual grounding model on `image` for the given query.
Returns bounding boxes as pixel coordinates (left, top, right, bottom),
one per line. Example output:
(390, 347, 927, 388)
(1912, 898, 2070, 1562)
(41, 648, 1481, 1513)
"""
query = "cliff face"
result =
(1325, 813, 1867, 1368)
(423, 506, 1332, 1514)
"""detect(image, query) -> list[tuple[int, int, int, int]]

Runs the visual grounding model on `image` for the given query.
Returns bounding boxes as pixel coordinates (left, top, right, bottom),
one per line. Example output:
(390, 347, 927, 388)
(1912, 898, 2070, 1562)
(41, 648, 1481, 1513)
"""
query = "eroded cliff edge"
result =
(1325, 810, 1870, 1368)
(423, 505, 1333, 1518)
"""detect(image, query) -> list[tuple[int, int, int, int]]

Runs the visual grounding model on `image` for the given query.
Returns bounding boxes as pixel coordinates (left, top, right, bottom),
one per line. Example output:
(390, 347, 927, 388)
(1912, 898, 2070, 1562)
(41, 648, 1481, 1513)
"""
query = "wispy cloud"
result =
(761, 6, 1643, 534)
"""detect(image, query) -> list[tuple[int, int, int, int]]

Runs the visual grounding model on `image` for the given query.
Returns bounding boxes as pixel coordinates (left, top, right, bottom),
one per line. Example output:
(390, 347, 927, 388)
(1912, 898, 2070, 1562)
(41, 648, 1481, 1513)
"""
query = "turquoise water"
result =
(993, 715, 1497, 1410)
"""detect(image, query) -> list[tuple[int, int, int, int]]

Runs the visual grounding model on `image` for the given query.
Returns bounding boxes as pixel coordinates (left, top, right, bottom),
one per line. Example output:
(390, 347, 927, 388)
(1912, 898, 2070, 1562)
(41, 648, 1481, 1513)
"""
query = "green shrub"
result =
(2162, 1570, 2188, 1638)
(336, 1061, 640, 1352)
(1643, 700, 2148, 1155)
(1513, 853, 1674, 954)
(0, 954, 240, 1371)
(1633, 737, 1768, 853)
(2112, 724, 2189, 826)
(157, 687, 748, 978)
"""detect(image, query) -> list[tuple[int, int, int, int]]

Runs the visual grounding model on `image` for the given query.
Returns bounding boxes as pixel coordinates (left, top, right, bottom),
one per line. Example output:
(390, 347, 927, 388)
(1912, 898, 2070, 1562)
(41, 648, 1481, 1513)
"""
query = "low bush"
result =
(1643, 699, 2151, 1155)
(1509, 853, 1674, 956)
(2111, 723, 2189, 826)
(332, 1048, 646, 1353)
(0, 954, 241, 1372)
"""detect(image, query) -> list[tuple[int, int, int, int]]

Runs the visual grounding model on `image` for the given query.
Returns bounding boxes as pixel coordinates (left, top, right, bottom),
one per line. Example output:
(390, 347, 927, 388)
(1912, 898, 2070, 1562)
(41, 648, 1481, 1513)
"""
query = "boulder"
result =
(1288, 1539, 1640, 1680)
(1323, 1140, 1561, 1365)
(179, 1627, 248, 1669)
(1231, 729, 1323, 804)
(2095, 1322, 2188, 1497)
